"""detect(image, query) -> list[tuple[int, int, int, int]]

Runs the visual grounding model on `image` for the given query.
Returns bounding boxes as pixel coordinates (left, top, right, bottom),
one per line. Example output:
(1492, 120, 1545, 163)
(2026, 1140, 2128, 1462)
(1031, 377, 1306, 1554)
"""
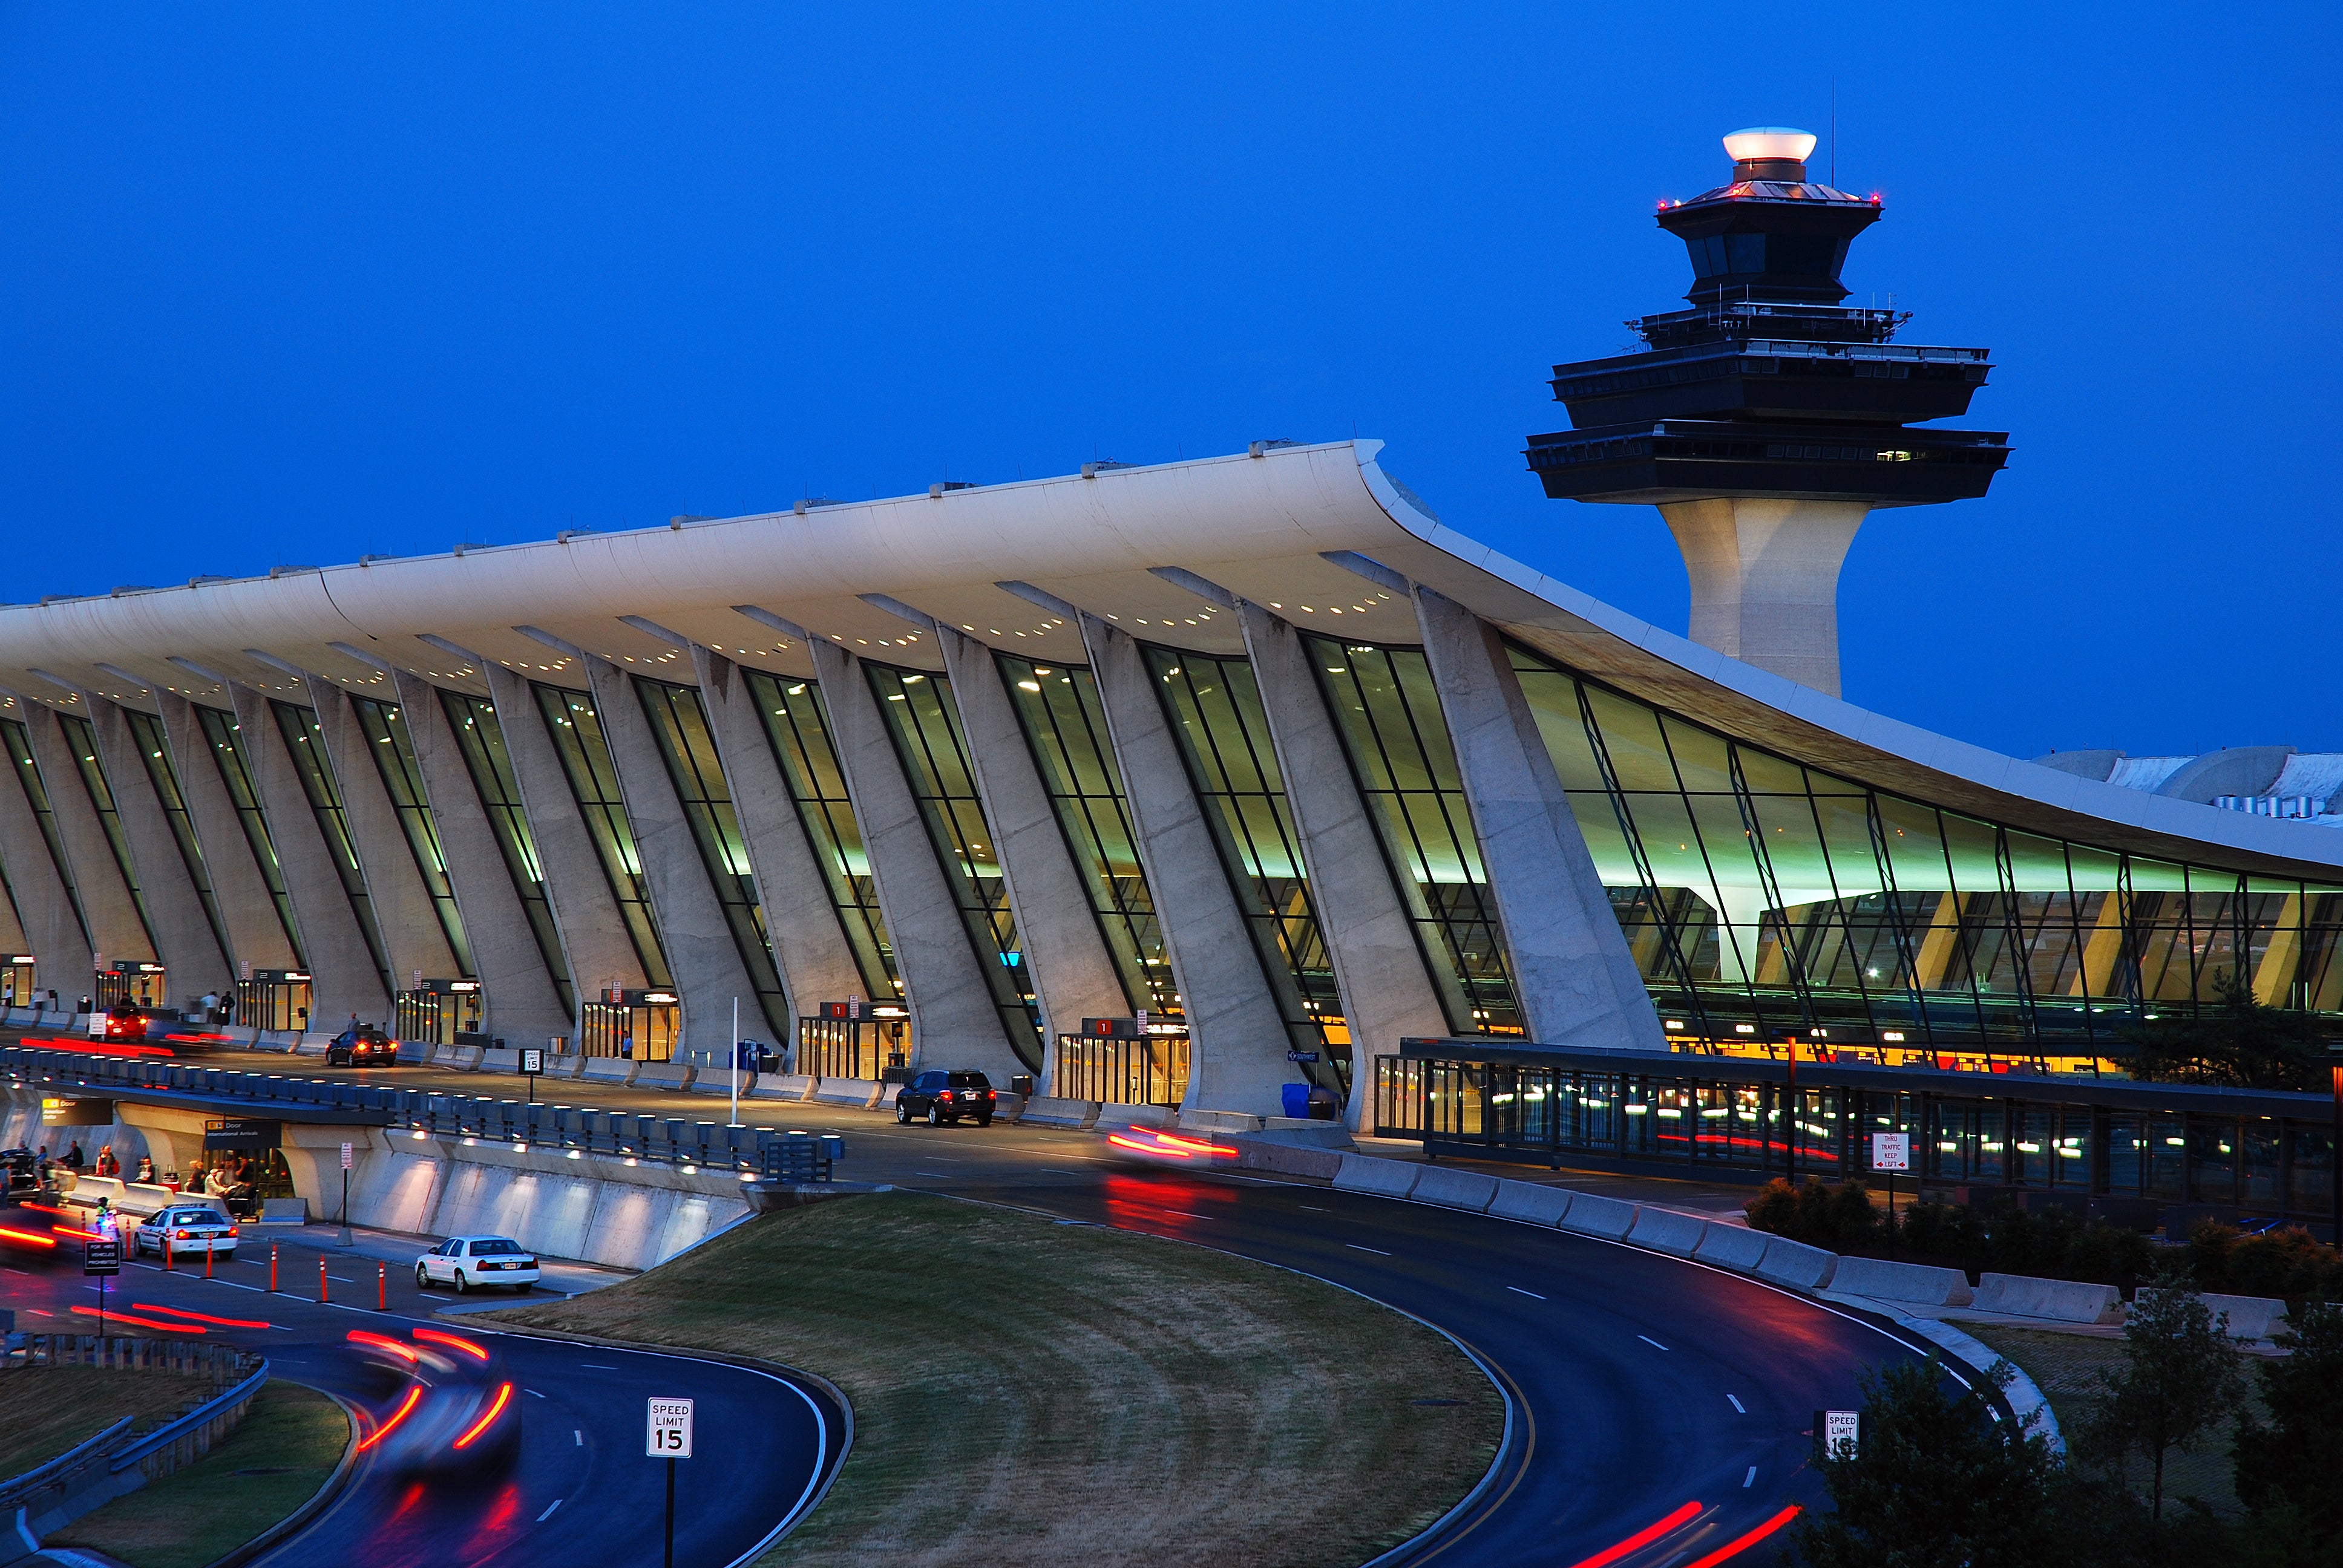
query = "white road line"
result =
(581, 1364, 620, 1370)
(1743, 1466, 1757, 1488)
(524, 1388, 546, 1399)
(1158, 1210, 1213, 1220)
(913, 1172, 952, 1178)
(537, 1499, 563, 1521)
(574, 1430, 584, 1446)
(1346, 1243, 1392, 1256)
(1728, 1394, 1746, 1413)
(1638, 1334, 1670, 1351)
(1506, 1286, 1545, 1299)
(1299, 1205, 1328, 1212)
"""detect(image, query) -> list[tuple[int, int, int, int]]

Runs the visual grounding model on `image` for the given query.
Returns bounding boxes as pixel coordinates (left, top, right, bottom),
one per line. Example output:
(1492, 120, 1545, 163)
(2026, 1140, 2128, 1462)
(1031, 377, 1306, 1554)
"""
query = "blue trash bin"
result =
(1280, 1082, 1311, 1119)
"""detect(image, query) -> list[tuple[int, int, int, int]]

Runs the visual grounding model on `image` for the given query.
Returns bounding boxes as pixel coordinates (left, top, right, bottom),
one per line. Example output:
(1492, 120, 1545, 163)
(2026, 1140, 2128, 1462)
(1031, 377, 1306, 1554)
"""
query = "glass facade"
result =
(531, 684, 672, 990)
(1147, 646, 1345, 1073)
(1507, 644, 2343, 1050)
(193, 706, 305, 967)
(270, 700, 395, 999)
(997, 655, 1173, 1017)
(1308, 636, 1520, 1036)
(348, 696, 474, 977)
(123, 710, 232, 968)
(1, 716, 90, 947)
(863, 662, 1041, 1067)
(55, 713, 159, 954)
(440, 691, 574, 1017)
(634, 676, 791, 1034)
(742, 671, 899, 1002)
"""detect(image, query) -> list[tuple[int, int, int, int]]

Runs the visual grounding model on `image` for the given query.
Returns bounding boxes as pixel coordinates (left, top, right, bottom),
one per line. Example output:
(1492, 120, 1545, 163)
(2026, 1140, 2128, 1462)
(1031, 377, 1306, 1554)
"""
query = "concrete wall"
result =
(480, 661, 646, 1014)
(1412, 589, 1665, 1053)
(581, 655, 780, 1065)
(804, 638, 1027, 1083)
(222, 681, 390, 1028)
(1656, 497, 1872, 699)
(931, 624, 1129, 1044)
(688, 647, 866, 1028)
(154, 691, 299, 976)
(80, 696, 231, 1006)
(387, 668, 571, 1044)
(15, 697, 156, 973)
(0, 703, 95, 1000)
(1236, 601, 1450, 1128)
(1076, 612, 1290, 1117)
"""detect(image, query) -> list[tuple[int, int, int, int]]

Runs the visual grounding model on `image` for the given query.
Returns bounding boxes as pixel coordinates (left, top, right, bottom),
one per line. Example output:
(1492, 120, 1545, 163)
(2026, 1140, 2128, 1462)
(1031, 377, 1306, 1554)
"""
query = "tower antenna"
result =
(1830, 79, 1837, 186)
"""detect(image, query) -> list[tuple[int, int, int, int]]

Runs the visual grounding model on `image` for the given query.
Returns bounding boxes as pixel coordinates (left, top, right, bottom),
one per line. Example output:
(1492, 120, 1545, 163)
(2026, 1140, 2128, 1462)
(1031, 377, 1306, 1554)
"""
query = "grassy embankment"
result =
(1, 1369, 349, 1568)
(489, 1191, 1503, 1568)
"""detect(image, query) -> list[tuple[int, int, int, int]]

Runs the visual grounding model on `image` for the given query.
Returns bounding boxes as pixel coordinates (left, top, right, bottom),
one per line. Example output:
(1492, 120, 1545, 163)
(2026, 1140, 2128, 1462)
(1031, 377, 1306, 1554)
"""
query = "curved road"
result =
(1, 1241, 842, 1568)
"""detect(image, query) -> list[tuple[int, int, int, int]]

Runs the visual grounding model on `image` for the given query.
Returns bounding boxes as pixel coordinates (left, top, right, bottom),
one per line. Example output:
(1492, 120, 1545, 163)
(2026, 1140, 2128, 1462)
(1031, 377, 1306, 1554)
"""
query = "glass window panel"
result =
(192, 705, 303, 964)
(271, 700, 395, 999)
(1733, 745, 1807, 796)
(1582, 685, 1678, 791)
(349, 696, 473, 977)
(440, 691, 574, 1015)
(1659, 716, 1734, 794)
(56, 713, 159, 955)
(123, 708, 234, 969)
(532, 684, 672, 989)
(1, 717, 90, 949)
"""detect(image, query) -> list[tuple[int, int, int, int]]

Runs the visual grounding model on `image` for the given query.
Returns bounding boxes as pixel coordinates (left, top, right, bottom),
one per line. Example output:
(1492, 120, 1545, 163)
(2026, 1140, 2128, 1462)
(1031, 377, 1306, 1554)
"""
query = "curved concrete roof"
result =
(5, 438, 2338, 883)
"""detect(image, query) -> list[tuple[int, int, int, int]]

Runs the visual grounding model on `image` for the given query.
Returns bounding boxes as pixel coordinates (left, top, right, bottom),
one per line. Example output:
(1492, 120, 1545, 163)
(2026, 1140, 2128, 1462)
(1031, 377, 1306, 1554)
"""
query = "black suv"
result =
(896, 1070, 996, 1127)
(327, 1024, 401, 1068)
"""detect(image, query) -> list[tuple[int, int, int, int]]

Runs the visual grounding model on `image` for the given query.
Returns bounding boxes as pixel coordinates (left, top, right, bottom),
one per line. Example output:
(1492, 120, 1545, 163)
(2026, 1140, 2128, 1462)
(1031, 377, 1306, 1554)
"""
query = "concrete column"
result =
(0, 707, 93, 996)
(1412, 589, 1665, 1053)
(0, 858, 28, 962)
(579, 655, 775, 1067)
(1657, 497, 1873, 698)
(222, 681, 390, 1028)
(688, 647, 865, 1018)
(388, 669, 571, 1044)
(1075, 612, 1291, 1117)
(16, 699, 156, 970)
(804, 638, 1027, 1084)
(300, 678, 459, 991)
(479, 663, 646, 1017)
(1236, 601, 1450, 1128)
(930, 625, 1128, 1046)
(82, 695, 230, 1006)
(155, 691, 299, 975)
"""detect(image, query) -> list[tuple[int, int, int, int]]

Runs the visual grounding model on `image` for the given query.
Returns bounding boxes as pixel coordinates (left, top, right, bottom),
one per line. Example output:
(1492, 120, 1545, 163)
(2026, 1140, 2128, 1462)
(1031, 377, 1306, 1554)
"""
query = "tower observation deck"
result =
(1525, 128, 2011, 696)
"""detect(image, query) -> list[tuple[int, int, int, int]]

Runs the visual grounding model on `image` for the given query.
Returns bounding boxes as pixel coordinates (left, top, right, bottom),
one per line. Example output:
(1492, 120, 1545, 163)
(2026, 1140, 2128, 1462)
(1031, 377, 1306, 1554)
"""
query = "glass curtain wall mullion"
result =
(529, 684, 672, 990)
(269, 701, 395, 999)
(1304, 636, 1521, 1036)
(995, 654, 1173, 1017)
(0, 717, 91, 948)
(122, 709, 234, 967)
(192, 707, 304, 965)
(54, 713, 159, 955)
(740, 671, 900, 1002)
(862, 662, 1040, 1067)
(1584, 689, 1723, 1040)
(438, 691, 575, 1016)
(1142, 645, 1345, 1070)
(1858, 792, 1935, 1045)
(347, 696, 473, 977)
(632, 676, 791, 1030)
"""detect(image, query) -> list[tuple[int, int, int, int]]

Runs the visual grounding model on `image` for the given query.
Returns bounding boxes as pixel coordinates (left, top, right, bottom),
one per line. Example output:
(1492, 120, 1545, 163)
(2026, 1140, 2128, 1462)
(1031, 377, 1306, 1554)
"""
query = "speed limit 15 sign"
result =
(647, 1397, 694, 1458)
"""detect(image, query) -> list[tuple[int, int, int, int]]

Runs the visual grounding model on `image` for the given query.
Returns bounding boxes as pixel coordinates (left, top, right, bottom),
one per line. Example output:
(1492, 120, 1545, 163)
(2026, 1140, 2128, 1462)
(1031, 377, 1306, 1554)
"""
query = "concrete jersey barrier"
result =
(1752, 1235, 1839, 1291)
(1410, 1166, 1499, 1214)
(2198, 1292, 2290, 1341)
(1486, 1180, 1574, 1226)
(1829, 1255, 1974, 1307)
(1625, 1206, 1709, 1258)
(1971, 1272, 2124, 1325)
(1691, 1223, 1770, 1273)
(1331, 1153, 1421, 1200)
(1556, 1192, 1639, 1241)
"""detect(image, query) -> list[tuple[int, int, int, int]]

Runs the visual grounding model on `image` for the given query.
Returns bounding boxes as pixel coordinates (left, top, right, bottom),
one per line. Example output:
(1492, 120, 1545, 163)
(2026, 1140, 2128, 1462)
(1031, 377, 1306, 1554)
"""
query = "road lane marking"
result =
(538, 1499, 563, 1521)
(580, 1364, 620, 1370)
(1744, 1466, 1757, 1488)
(1299, 1205, 1328, 1212)
(574, 1430, 584, 1445)
(1507, 1286, 1545, 1299)
(1156, 1210, 1214, 1220)
(914, 1172, 952, 1178)
(1638, 1335, 1670, 1351)
(1346, 1243, 1392, 1256)
(1728, 1394, 1745, 1413)
(525, 1388, 545, 1399)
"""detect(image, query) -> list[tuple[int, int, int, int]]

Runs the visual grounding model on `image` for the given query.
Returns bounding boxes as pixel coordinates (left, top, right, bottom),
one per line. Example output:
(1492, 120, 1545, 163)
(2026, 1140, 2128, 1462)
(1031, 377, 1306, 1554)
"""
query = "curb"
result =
(211, 1385, 362, 1568)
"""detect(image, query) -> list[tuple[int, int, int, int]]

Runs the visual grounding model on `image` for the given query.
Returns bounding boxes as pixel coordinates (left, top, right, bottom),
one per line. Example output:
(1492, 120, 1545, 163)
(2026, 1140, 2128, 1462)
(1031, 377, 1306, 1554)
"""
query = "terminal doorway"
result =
(395, 979, 487, 1047)
(797, 1003, 909, 1080)
(581, 988, 680, 1061)
(2, 956, 33, 1010)
(95, 962, 167, 1012)
(235, 969, 314, 1033)
(1054, 1017, 1190, 1107)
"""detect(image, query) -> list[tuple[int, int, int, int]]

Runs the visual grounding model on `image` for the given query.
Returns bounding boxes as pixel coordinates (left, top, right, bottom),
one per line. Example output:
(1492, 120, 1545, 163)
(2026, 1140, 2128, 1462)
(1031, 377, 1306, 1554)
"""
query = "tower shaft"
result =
(1660, 497, 1870, 697)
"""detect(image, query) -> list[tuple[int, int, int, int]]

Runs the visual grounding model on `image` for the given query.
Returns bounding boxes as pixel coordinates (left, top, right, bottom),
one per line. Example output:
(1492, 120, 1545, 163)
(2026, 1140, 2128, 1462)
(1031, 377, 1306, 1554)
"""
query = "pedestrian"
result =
(64, 1140, 85, 1170)
(97, 1144, 119, 1178)
(135, 1154, 156, 1183)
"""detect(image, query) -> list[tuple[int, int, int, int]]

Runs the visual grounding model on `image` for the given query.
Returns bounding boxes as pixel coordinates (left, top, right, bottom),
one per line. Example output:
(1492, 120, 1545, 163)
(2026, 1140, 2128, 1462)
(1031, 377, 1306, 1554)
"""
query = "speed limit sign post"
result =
(647, 1397, 693, 1568)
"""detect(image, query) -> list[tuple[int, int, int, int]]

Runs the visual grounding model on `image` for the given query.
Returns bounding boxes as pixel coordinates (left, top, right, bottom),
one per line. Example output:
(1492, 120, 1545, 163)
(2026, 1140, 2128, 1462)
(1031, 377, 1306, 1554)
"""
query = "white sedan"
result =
(415, 1235, 541, 1294)
(133, 1204, 238, 1261)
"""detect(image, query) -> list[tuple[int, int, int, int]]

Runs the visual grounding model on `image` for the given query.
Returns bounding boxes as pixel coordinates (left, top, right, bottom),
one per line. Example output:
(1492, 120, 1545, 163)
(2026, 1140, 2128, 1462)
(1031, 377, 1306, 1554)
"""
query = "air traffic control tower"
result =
(1526, 128, 2010, 697)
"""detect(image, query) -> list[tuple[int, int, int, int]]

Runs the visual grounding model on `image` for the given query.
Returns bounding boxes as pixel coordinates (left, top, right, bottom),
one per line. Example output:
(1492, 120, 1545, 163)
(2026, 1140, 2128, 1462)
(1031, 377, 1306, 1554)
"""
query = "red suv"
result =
(102, 1005, 149, 1042)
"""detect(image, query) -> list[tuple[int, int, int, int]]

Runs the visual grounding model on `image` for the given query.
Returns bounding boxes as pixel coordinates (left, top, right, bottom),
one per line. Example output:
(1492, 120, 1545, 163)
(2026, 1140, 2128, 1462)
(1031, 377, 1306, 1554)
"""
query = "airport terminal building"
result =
(3, 131, 2338, 1226)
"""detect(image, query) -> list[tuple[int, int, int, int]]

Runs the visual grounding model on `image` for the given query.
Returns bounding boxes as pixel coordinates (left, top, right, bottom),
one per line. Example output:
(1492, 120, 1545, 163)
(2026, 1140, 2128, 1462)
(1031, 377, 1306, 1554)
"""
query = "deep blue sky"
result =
(2, 4, 2335, 760)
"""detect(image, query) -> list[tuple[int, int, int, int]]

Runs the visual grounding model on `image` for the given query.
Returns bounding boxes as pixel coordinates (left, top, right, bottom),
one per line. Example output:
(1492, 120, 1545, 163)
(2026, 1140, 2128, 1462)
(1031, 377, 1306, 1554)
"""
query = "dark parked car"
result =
(327, 1024, 401, 1068)
(896, 1069, 996, 1127)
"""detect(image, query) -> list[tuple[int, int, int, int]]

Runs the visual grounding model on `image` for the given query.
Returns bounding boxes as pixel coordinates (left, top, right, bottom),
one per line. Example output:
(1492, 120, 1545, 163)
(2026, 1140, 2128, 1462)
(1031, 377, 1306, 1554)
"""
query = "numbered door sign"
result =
(647, 1397, 694, 1458)
(1871, 1132, 1910, 1172)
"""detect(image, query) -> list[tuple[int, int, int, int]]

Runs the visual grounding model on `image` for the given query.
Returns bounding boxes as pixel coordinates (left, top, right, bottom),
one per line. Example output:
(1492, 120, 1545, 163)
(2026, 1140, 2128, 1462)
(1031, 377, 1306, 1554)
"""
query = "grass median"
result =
(487, 1190, 1503, 1567)
(0, 1365, 212, 1483)
(42, 1380, 350, 1568)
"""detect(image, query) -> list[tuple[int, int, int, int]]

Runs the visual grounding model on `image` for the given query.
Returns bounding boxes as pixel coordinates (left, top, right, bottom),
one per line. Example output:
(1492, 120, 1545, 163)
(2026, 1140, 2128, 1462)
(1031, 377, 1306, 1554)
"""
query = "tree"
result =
(2232, 1300, 2343, 1549)
(2073, 1258, 2245, 1526)
(1791, 1354, 2076, 1568)
(2115, 969, 2333, 1091)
